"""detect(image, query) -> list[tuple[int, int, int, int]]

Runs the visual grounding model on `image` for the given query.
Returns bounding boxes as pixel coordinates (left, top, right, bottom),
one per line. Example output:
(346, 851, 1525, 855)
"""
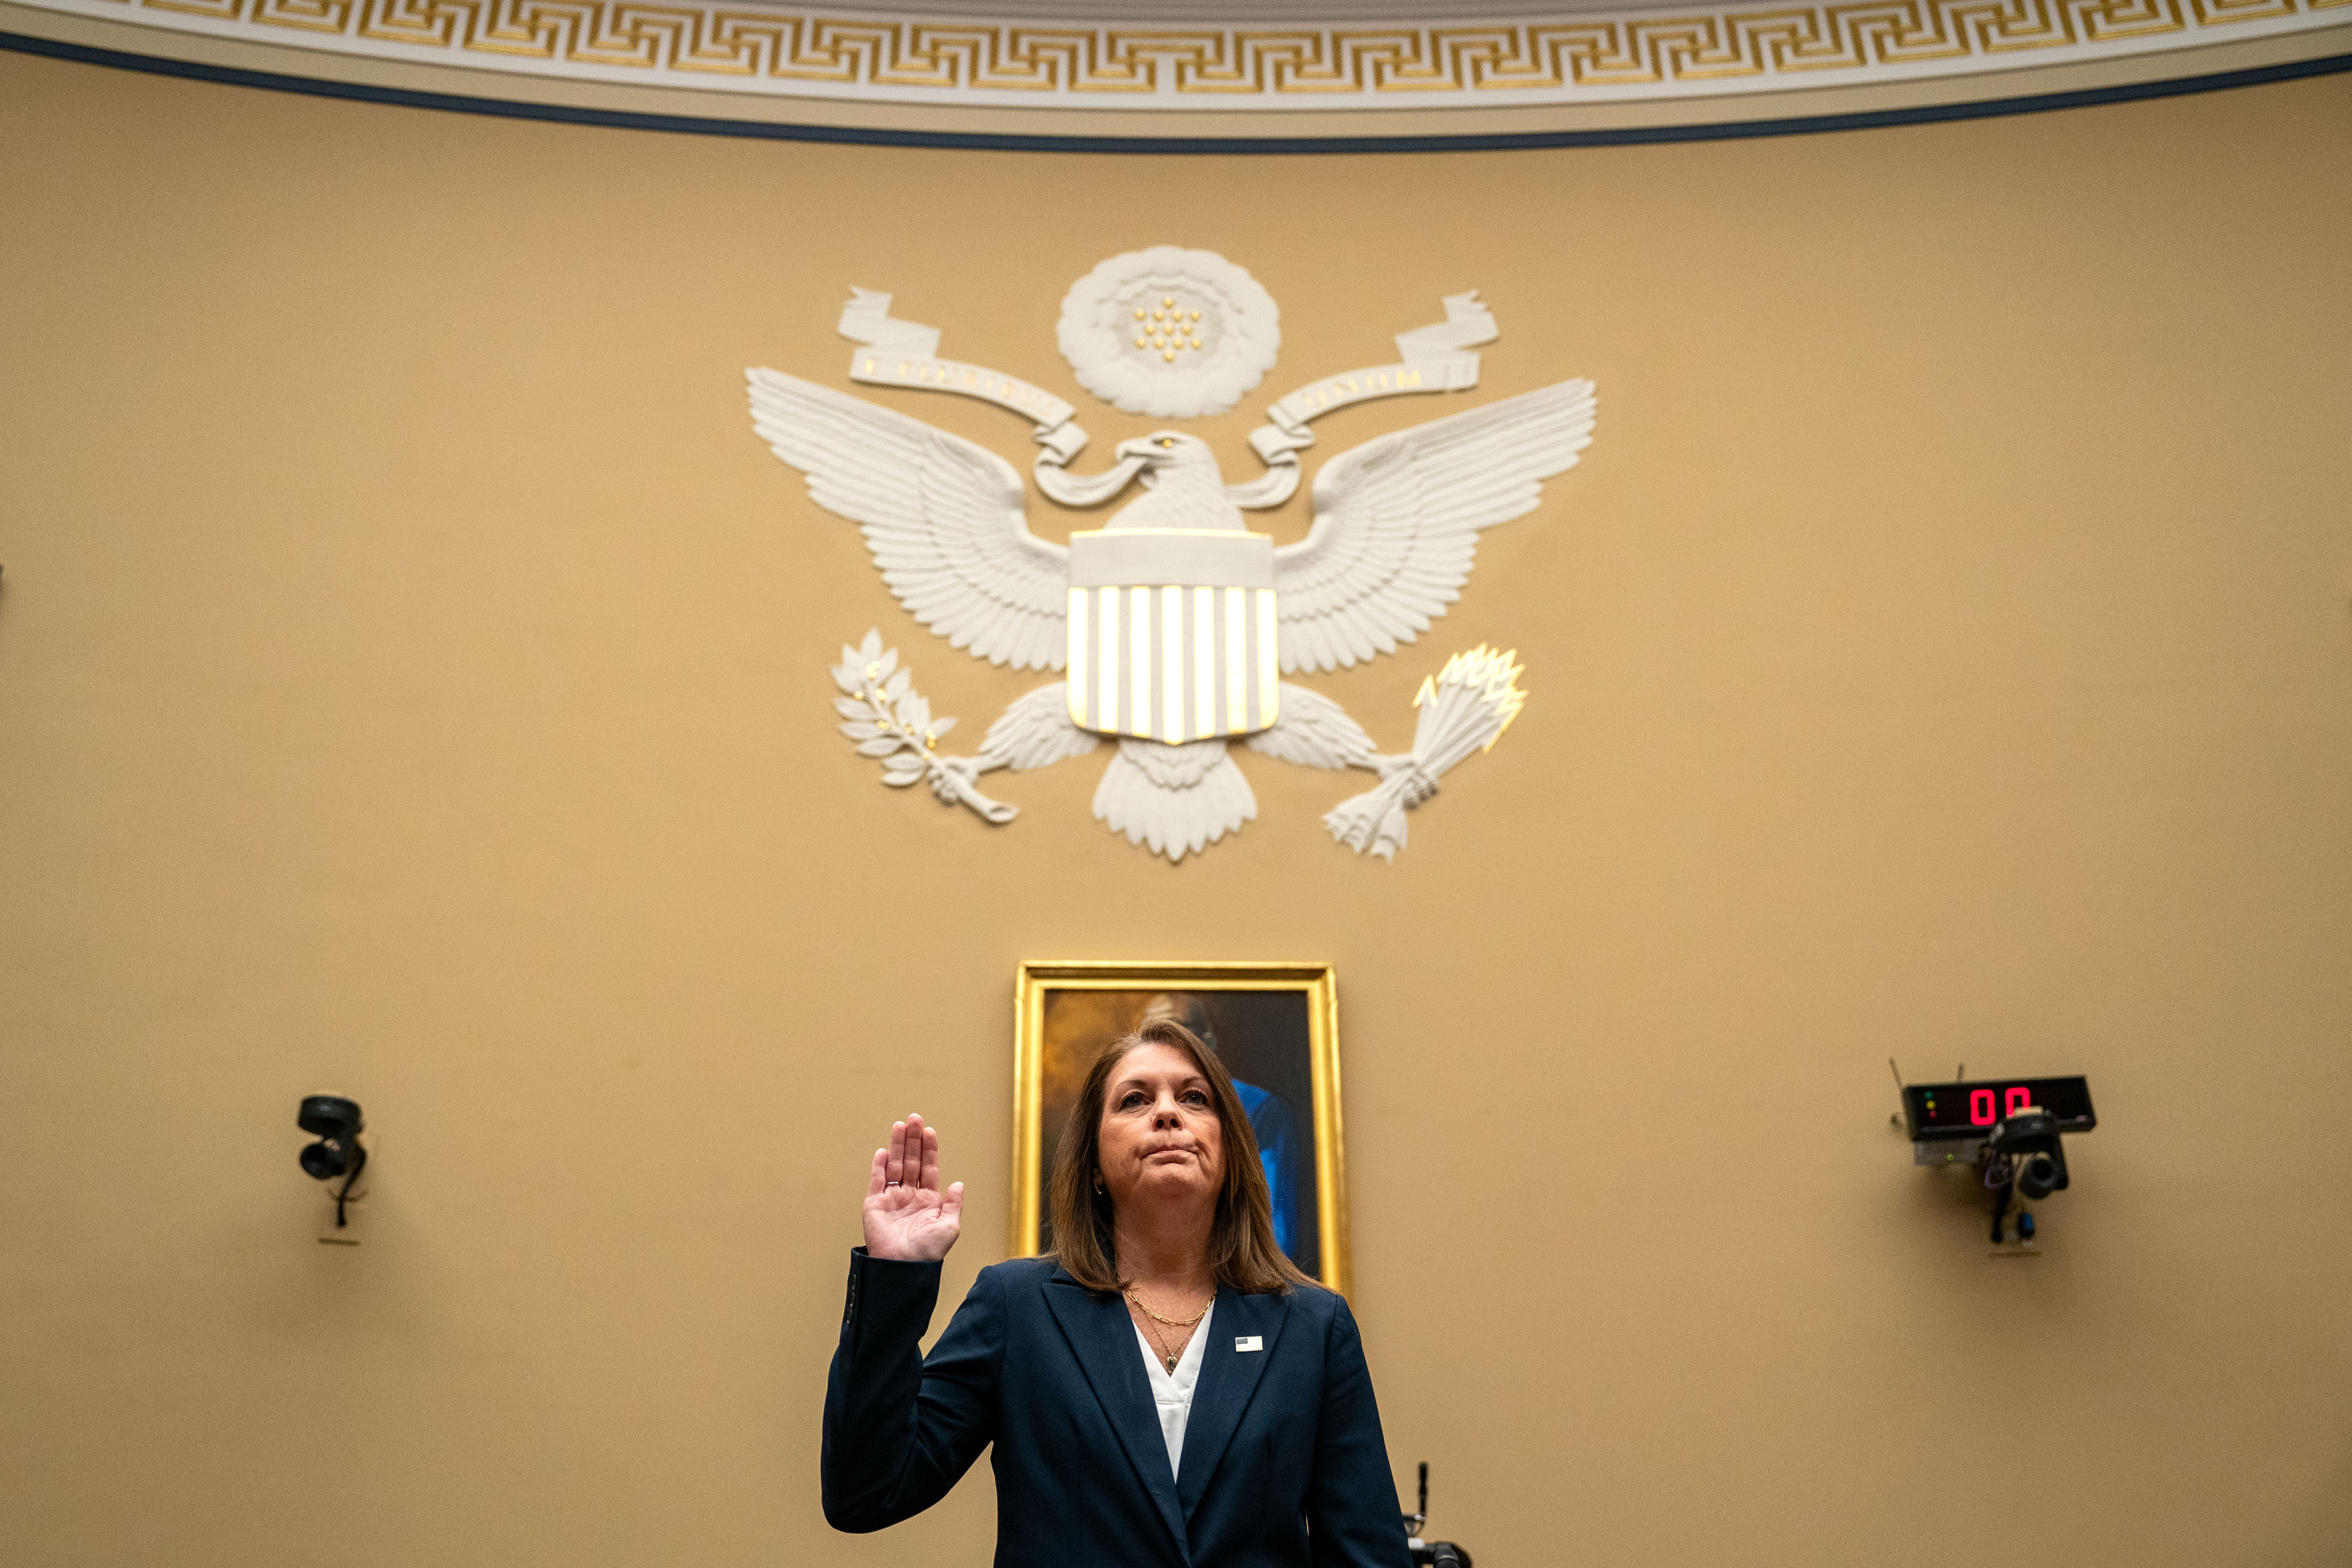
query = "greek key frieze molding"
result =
(29, 0, 2352, 104)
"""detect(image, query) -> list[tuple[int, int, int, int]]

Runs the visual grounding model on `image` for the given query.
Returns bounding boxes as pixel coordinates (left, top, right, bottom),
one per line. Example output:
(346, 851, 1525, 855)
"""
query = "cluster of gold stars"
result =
(1133, 297, 1204, 362)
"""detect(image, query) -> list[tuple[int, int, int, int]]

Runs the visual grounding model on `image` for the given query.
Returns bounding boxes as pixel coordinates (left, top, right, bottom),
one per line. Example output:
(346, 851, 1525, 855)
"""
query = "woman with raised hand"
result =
(822, 1018, 1412, 1567)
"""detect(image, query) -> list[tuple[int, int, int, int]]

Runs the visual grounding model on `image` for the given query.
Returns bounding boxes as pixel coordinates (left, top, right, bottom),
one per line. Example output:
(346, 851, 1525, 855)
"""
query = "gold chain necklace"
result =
(1127, 1289, 1212, 1373)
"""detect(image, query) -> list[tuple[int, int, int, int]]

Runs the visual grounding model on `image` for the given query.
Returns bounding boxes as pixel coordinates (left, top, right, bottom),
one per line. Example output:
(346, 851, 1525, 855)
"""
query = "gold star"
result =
(1162, 349, 1176, 362)
(1134, 336, 1148, 348)
(1162, 296, 1174, 307)
(1133, 308, 1146, 320)
(1189, 337, 1202, 349)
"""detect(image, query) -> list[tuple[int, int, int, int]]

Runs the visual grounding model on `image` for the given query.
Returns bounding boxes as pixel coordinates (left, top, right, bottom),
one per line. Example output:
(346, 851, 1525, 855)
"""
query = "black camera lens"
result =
(2017, 1152, 2062, 1200)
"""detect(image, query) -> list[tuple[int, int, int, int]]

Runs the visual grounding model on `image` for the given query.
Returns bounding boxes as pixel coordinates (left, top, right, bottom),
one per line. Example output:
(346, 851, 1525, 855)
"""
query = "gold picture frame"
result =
(1011, 960, 1348, 1295)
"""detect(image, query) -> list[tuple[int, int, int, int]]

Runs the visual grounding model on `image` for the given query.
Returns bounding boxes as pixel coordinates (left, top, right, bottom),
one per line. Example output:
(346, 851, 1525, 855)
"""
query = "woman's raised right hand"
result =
(863, 1112, 965, 1263)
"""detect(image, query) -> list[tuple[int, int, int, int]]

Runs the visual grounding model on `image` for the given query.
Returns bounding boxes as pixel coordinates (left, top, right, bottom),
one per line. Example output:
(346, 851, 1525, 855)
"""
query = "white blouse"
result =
(1132, 1300, 1214, 1478)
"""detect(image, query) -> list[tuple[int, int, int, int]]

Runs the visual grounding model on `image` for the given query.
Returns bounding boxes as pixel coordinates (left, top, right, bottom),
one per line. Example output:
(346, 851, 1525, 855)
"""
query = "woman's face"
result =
(1097, 1042, 1225, 1215)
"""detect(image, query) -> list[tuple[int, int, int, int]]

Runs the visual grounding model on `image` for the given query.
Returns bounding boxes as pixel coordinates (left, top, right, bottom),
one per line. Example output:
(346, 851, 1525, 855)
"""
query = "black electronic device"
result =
(298, 1095, 365, 1177)
(297, 1094, 368, 1229)
(1402, 1461, 1474, 1568)
(1891, 1068, 2096, 1247)
(1902, 1076, 2094, 1142)
(1989, 1109, 2069, 1200)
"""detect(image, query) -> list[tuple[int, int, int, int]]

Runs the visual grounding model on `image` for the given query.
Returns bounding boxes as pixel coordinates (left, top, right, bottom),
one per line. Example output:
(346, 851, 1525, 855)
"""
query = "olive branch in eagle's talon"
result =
(829, 629, 1018, 824)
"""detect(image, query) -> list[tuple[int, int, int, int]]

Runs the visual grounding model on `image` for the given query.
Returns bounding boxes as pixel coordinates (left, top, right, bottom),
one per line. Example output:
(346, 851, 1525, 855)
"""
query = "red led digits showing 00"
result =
(2005, 1086, 2033, 1118)
(1971, 1089, 1996, 1126)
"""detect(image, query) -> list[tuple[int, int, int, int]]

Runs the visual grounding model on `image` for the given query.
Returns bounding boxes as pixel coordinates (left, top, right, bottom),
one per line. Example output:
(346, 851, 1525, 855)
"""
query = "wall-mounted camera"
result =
(297, 1094, 368, 1241)
(1897, 1073, 2096, 1248)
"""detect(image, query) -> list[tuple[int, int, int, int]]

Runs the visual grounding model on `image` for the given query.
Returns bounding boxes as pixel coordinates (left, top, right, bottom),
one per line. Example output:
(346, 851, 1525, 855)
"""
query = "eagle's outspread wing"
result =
(747, 368, 1069, 671)
(1272, 378, 1597, 674)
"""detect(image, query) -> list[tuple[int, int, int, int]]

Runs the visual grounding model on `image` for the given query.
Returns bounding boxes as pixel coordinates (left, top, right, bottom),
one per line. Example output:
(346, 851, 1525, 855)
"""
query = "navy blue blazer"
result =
(823, 1250, 1413, 1568)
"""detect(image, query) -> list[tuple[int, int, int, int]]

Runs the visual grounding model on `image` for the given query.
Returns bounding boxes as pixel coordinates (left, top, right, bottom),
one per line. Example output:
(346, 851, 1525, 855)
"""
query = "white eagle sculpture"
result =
(747, 357, 1594, 862)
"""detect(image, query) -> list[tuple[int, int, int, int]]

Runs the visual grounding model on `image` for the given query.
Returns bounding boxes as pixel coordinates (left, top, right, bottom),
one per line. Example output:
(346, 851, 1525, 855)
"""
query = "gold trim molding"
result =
(10, 0, 2348, 107)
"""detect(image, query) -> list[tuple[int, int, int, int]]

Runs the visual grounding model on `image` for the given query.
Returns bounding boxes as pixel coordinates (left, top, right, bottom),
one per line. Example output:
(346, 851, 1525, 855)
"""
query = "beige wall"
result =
(2, 53, 2347, 1568)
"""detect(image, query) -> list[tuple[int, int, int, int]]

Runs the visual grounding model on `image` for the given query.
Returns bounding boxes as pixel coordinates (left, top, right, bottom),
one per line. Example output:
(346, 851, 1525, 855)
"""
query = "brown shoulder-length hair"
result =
(1048, 1018, 1317, 1297)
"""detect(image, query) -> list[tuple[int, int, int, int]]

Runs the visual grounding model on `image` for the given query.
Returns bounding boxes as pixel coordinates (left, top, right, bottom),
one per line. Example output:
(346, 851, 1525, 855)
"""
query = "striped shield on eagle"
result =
(1063, 527, 1281, 743)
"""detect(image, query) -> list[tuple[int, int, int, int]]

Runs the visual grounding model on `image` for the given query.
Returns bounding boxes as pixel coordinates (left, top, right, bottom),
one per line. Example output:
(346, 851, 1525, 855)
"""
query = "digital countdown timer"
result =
(1902, 1076, 2096, 1141)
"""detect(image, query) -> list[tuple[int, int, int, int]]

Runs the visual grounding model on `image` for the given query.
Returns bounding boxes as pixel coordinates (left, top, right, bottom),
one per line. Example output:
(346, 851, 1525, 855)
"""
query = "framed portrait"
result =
(1011, 961, 1348, 1294)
